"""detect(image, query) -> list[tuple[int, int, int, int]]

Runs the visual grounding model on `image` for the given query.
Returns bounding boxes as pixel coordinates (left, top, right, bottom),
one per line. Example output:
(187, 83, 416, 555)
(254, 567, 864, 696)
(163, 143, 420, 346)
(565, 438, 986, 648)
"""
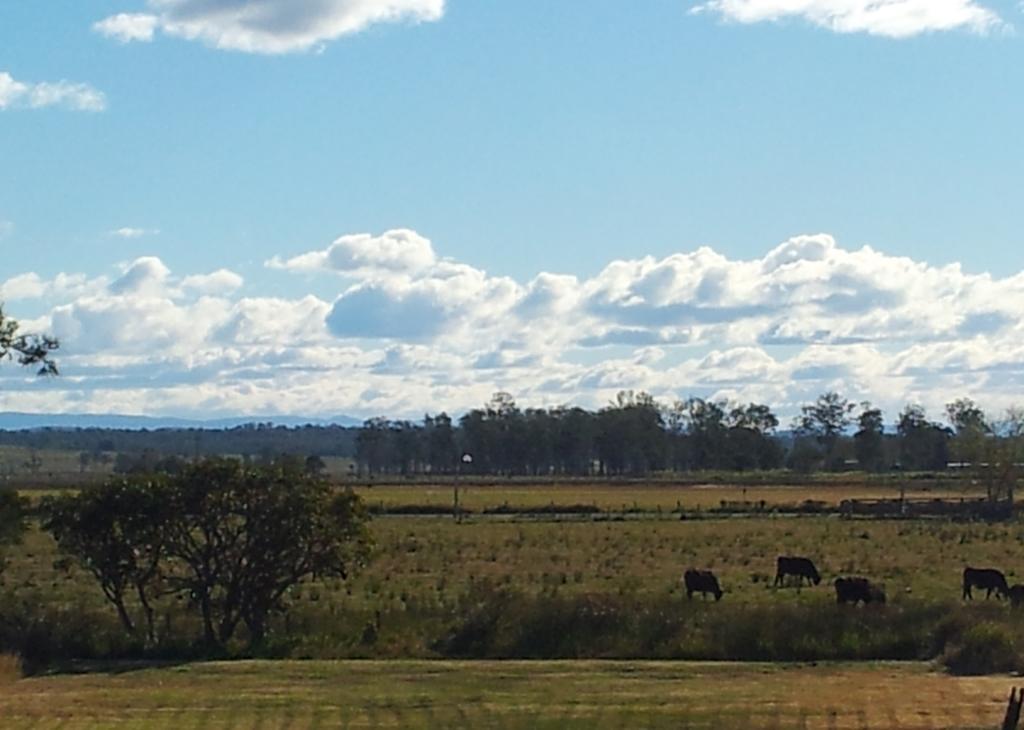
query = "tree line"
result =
(355, 391, 1024, 482)
(0, 423, 360, 461)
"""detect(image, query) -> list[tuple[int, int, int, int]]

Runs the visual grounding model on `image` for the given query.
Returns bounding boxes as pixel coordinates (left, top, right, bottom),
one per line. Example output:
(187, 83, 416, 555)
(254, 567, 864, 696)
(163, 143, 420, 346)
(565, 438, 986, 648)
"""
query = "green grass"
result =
(0, 660, 1016, 728)
(10, 513, 1024, 613)
(5, 512, 1024, 667)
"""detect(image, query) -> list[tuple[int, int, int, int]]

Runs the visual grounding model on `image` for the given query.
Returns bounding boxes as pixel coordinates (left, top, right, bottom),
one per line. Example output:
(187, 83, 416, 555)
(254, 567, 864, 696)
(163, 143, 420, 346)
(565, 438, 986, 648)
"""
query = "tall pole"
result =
(455, 453, 472, 523)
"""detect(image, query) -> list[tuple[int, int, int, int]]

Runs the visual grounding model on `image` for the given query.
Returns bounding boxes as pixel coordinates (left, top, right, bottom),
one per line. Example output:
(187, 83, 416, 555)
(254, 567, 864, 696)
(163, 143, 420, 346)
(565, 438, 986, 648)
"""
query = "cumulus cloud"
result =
(109, 256, 173, 296)
(182, 269, 245, 296)
(95, 0, 445, 54)
(691, 0, 1005, 37)
(7, 231, 1024, 422)
(0, 72, 106, 112)
(268, 229, 437, 276)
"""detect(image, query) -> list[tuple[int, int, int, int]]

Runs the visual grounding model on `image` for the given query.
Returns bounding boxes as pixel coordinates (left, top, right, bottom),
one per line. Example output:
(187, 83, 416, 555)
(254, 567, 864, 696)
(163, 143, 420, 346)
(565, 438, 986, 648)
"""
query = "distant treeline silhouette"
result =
(0, 423, 359, 460)
(354, 391, 1018, 479)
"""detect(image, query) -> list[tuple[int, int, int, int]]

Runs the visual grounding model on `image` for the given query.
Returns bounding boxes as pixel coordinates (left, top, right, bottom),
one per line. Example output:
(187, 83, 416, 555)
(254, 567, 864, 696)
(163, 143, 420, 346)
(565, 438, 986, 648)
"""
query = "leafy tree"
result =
(677, 398, 727, 470)
(43, 460, 372, 649)
(795, 392, 855, 470)
(162, 459, 371, 647)
(422, 413, 457, 473)
(390, 420, 421, 475)
(978, 407, 1024, 503)
(896, 405, 950, 471)
(945, 398, 990, 465)
(0, 304, 59, 375)
(726, 403, 782, 470)
(355, 417, 394, 475)
(549, 406, 595, 475)
(44, 479, 167, 641)
(853, 404, 885, 471)
(595, 391, 664, 475)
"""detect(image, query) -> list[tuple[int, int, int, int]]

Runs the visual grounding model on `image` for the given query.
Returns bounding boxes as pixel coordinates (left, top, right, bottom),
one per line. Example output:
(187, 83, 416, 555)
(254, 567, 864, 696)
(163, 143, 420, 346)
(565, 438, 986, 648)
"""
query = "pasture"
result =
(5, 480, 1024, 726)
(0, 659, 1017, 729)
(351, 477, 983, 514)
(6, 483, 1024, 667)
(10, 504, 1024, 615)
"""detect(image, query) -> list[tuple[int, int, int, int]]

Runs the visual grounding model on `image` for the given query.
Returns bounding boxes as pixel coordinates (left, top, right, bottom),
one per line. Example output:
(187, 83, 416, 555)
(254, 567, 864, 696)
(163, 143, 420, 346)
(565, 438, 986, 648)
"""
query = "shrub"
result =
(941, 622, 1021, 675)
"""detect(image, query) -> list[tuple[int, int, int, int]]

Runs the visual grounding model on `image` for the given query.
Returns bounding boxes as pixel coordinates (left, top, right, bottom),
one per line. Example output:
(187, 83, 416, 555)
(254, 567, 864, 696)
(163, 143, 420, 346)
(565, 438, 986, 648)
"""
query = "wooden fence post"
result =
(1001, 687, 1022, 730)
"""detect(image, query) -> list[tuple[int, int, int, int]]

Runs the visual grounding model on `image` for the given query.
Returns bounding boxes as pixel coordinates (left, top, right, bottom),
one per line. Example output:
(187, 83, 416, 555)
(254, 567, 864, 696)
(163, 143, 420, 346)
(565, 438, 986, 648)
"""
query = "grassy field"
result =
(9, 511, 1024, 614)
(6, 509, 1024, 666)
(6, 477, 1024, 672)
(0, 659, 1018, 729)
(4, 480, 1024, 725)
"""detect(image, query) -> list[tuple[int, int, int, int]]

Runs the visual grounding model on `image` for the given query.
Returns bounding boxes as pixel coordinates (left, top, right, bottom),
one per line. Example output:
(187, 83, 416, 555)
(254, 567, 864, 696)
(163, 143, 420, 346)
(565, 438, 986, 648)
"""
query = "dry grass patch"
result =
(0, 660, 1016, 729)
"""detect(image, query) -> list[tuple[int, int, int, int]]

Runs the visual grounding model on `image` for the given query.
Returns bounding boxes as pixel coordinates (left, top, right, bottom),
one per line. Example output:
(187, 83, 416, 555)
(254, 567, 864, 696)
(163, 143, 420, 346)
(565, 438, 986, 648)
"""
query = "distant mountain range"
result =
(0, 412, 363, 431)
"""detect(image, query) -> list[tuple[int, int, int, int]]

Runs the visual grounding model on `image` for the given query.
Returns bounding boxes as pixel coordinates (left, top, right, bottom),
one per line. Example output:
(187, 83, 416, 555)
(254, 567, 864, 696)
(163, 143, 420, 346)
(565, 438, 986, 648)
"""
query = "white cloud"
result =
(0, 273, 47, 302)
(0, 71, 106, 112)
(109, 256, 173, 296)
(8, 232, 1024, 423)
(95, 0, 445, 54)
(182, 269, 244, 296)
(691, 0, 1005, 37)
(0, 74, 28, 109)
(111, 227, 160, 239)
(267, 229, 437, 276)
(93, 13, 159, 43)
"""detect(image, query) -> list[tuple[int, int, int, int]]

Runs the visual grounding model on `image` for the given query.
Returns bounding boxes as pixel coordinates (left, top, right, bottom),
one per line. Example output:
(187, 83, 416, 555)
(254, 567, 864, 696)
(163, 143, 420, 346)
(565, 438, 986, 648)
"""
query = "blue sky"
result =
(3, 0, 1024, 423)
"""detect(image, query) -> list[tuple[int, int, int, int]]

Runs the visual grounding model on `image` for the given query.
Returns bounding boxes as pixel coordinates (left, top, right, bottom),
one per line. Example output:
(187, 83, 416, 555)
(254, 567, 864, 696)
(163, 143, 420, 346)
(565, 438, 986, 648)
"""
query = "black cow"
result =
(774, 556, 821, 587)
(962, 567, 1009, 600)
(834, 576, 886, 605)
(683, 569, 723, 601)
(1008, 584, 1024, 608)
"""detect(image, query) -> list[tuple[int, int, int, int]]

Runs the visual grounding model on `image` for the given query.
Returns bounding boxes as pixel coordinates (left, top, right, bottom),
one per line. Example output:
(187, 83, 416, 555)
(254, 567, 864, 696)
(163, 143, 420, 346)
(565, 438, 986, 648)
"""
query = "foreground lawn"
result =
(0, 660, 1016, 729)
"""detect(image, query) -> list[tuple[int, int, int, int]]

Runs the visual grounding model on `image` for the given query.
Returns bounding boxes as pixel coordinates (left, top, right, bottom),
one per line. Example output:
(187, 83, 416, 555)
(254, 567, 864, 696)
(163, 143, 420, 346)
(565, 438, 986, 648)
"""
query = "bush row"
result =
(3, 587, 1024, 675)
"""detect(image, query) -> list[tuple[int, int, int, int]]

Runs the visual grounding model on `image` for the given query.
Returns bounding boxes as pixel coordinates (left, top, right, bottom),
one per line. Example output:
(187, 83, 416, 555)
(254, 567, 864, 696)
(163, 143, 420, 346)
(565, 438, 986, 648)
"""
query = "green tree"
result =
(43, 460, 372, 649)
(163, 460, 371, 647)
(44, 479, 167, 641)
(853, 404, 885, 471)
(595, 391, 664, 475)
(795, 392, 855, 470)
(726, 403, 782, 470)
(945, 398, 990, 465)
(979, 407, 1024, 503)
(896, 405, 950, 471)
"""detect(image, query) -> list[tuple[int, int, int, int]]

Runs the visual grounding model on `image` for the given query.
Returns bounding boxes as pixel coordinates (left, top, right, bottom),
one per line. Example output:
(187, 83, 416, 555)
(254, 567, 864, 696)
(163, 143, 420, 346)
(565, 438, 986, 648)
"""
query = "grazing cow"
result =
(683, 569, 723, 601)
(774, 556, 821, 587)
(834, 577, 886, 605)
(1007, 584, 1024, 608)
(962, 567, 1009, 600)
